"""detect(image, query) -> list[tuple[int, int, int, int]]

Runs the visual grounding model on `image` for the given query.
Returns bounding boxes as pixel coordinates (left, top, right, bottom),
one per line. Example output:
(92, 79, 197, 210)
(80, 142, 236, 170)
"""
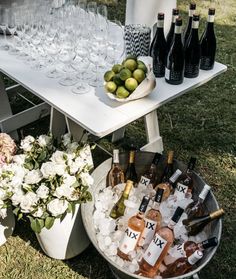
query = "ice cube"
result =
(164, 254, 177, 265)
(112, 230, 123, 241)
(104, 236, 112, 246)
(116, 256, 125, 267)
(128, 263, 139, 273)
(105, 243, 118, 256)
(128, 250, 137, 260)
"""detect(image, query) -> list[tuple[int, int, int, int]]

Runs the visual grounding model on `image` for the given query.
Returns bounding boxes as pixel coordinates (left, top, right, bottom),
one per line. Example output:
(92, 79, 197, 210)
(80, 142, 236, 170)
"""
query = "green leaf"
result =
(13, 207, 20, 216)
(38, 219, 45, 230)
(67, 203, 72, 213)
(71, 203, 76, 216)
(38, 151, 47, 162)
(45, 217, 55, 230)
(17, 213, 23, 221)
(30, 218, 42, 233)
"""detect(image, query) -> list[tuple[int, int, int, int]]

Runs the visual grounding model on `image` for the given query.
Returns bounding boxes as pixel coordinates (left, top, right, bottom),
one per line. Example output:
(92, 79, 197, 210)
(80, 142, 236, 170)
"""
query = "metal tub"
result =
(81, 152, 222, 279)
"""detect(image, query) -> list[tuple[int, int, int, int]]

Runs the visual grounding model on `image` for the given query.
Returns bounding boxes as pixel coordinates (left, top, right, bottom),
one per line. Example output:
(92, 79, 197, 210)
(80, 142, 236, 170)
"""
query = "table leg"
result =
(140, 110, 163, 153)
(112, 127, 126, 143)
(65, 117, 87, 142)
(0, 74, 18, 139)
(49, 107, 67, 141)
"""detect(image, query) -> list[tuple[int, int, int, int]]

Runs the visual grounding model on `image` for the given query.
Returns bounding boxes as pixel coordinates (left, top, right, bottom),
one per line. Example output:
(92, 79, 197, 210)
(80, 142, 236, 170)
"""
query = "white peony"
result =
(36, 184, 49, 199)
(32, 207, 44, 218)
(63, 174, 76, 187)
(54, 184, 74, 199)
(20, 192, 39, 213)
(69, 157, 86, 174)
(54, 164, 66, 176)
(51, 151, 66, 164)
(47, 199, 68, 217)
(24, 169, 43, 184)
(20, 135, 35, 152)
(11, 189, 25, 206)
(80, 172, 94, 187)
(79, 145, 93, 168)
(37, 135, 51, 147)
(40, 162, 57, 179)
(62, 133, 71, 147)
(0, 188, 7, 201)
(13, 154, 26, 166)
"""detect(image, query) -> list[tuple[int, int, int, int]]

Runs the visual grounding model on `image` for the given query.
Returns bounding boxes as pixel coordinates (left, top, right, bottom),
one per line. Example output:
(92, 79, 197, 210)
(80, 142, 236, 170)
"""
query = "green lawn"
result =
(0, 0, 236, 278)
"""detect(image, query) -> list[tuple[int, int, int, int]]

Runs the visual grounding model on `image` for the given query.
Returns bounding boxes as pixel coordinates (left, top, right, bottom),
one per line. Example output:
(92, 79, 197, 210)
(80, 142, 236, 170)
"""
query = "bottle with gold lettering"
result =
(125, 149, 138, 185)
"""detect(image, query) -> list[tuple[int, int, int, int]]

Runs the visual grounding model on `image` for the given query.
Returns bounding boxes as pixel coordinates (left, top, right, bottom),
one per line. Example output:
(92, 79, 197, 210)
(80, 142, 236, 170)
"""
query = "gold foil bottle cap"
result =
(124, 180, 133, 195)
(210, 208, 225, 219)
(167, 151, 174, 164)
(129, 150, 135, 163)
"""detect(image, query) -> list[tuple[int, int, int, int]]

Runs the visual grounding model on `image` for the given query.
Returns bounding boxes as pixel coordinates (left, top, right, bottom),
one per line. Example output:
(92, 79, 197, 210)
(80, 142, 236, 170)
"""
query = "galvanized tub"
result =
(81, 152, 222, 279)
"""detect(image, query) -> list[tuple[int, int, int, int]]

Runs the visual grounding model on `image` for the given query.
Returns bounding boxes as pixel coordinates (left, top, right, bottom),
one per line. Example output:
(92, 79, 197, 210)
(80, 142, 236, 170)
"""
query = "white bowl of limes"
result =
(104, 55, 156, 102)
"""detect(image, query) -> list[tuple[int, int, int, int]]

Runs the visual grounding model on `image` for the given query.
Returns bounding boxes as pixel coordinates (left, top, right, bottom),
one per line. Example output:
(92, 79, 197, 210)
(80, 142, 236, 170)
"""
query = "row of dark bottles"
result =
(150, 2, 216, 85)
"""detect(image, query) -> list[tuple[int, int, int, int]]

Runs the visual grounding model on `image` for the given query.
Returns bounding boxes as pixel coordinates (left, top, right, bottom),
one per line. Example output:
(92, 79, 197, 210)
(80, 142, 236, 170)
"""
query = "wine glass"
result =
(0, 7, 10, 50)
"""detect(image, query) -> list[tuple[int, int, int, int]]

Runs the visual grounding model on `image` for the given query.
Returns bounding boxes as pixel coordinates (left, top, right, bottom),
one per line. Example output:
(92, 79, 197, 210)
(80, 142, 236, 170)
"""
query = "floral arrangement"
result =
(0, 133, 16, 166)
(2, 134, 94, 233)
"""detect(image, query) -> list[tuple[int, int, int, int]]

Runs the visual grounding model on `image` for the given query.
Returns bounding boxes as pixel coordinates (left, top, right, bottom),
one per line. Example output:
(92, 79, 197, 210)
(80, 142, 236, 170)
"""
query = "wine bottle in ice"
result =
(107, 149, 125, 187)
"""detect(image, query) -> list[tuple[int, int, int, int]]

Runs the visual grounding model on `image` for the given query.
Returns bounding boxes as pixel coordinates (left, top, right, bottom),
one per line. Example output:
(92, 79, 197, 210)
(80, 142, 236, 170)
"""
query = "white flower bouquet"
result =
(6, 134, 94, 233)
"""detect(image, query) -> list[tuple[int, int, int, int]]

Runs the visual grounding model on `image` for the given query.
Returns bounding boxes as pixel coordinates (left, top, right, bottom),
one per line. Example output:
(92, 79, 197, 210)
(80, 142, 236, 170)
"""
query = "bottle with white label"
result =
(138, 153, 162, 189)
(175, 157, 196, 199)
(138, 206, 184, 278)
(165, 17, 185, 85)
(117, 196, 150, 260)
(184, 14, 201, 78)
(107, 149, 125, 187)
(155, 169, 182, 201)
(183, 2, 197, 47)
(185, 184, 211, 219)
(138, 188, 164, 248)
(161, 250, 203, 278)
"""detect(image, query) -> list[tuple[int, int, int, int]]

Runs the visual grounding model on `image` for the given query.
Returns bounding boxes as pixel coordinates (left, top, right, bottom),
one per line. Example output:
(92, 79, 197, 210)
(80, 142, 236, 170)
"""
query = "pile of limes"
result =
(104, 55, 148, 99)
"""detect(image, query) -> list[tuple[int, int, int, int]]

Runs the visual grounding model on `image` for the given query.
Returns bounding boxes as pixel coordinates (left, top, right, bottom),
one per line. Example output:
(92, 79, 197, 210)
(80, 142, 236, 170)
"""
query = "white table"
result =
(0, 49, 227, 152)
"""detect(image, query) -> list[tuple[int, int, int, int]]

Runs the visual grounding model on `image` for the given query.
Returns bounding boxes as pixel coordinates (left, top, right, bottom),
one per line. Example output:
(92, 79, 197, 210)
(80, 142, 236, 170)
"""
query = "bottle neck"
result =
(174, 25, 182, 42)
(206, 22, 215, 33)
(167, 220, 176, 230)
(152, 201, 160, 211)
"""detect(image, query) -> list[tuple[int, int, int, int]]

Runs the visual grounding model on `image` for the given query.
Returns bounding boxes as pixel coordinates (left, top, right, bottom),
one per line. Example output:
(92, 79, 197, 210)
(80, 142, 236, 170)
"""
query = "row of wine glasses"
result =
(0, 0, 125, 94)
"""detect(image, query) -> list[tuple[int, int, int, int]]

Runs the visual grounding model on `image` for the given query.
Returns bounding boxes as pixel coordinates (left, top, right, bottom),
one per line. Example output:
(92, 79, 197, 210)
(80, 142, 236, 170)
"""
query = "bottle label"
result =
(157, 20, 164, 28)
(208, 15, 215, 23)
(199, 186, 210, 201)
(113, 151, 119, 164)
(169, 69, 183, 83)
(119, 227, 141, 254)
(138, 176, 151, 188)
(143, 233, 167, 266)
(192, 21, 199, 29)
(174, 26, 182, 34)
(139, 218, 158, 246)
(172, 243, 187, 258)
(189, 10, 194, 17)
(175, 183, 188, 199)
(185, 63, 200, 78)
(169, 169, 182, 184)
(172, 15, 178, 23)
(165, 68, 170, 80)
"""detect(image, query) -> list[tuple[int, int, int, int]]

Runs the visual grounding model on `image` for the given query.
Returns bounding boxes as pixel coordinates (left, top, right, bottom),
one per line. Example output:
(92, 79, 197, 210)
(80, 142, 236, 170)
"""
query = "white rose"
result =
(54, 184, 74, 199)
(37, 135, 52, 147)
(62, 133, 71, 147)
(63, 174, 76, 187)
(79, 146, 93, 168)
(20, 192, 39, 213)
(69, 157, 85, 174)
(20, 136, 35, 152)
(80, 172, 94, 187)
(24, 169, 43, 184)
(11, 189, 25, 206)
(36, 184, 49, 199)
(13, 154, 26, 166)
(67, 142, 79, 153)
(40, 162, 57, 179)
(0, 206, 7, 219)
(32, 207, 44, 218)
(51, 151, 66, 164)
(47, 199, 68, 217)
(0, 188, 7, 201)
(54, 164, 66, 176)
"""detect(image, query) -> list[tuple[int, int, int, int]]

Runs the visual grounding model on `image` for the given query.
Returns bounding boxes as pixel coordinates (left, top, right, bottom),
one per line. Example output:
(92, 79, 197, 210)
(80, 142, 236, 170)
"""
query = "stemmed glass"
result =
(8, 10, 17, 55)
(0, 7, 9, 50)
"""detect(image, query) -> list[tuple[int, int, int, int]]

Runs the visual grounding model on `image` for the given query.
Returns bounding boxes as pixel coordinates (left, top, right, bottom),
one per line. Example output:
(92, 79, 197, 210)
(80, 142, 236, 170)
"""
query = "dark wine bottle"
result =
(160, 150, 174, 183)
(184, 14, 201, 78)
(125, 149, 138, 185)
(200, 8, 216, 70)
(149, 13, 167, 77)
(183, 2, 196, 47)
(166, 8, 179, 54)
(183, 208, 224, 236)
(165, 17, 185, 85)
(138, 153, 162, 188)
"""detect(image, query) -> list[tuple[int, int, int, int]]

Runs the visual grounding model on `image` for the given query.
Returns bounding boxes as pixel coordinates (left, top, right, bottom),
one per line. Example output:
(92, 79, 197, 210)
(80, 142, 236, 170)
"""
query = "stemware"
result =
(0, 7, 10, 50)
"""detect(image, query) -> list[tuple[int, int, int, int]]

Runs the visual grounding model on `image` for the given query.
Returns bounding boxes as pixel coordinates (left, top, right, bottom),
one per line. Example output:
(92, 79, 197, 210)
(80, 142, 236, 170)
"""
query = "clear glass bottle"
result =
(185, 184, 211, 219)
(138, 188, 164, 247)
(117, 196, 150, 260)
(107, 149, 125, 187)
(109, 180, 133, 219)
(161, 250, 203, 278)
(138, 207, 184, 277)
(138, 153, 162, 189)
(183, 208, 225, 236)
(125, 149, 138, 185)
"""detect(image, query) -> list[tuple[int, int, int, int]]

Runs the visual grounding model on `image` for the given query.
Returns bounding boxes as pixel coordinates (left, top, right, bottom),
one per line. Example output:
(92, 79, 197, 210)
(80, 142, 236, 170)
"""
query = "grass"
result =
(1, 0, 236, 278)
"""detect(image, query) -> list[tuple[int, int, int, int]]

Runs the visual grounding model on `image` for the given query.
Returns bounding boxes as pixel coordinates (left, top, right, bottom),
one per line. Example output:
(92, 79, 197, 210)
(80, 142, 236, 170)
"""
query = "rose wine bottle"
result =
(138, 207, 184, 277)
(200, 8, 216, 70)
(173, 237, 218, 258)
(185, 184, 211, 219)
(174, 157, 196, 199)
(138, 153, 162, 189)
(184, 14, 201, 78)
(183, 2, 197, 47)
(149, 13, 167, 77)
(161, 250, 203, 278)
(117, 196, 150, 260)
(165, 17, 185, 85)
(155, 169, 182, 201)
(125, 149, 138, 185)
(166, 8, 179, 54)
(138, 188, 164, 248)
(183, 208, 225, 236)
(110, 180, 133, 219)
(107, 149, 125, 187)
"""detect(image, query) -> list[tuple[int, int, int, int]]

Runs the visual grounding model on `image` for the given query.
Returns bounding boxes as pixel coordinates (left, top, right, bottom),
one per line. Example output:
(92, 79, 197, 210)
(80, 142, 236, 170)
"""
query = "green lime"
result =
(133, 69, 146, 83)
(104, 70, 115, 82)
(119, 68, 132, 81)
(137, 61, 148, 73)
(105, 81, 117, 93)
(113, 74, 124, 86)
(112, 64, 123, 74)
(116, 86, 130, 98)
(125, 78, 138, 92)
(123, 59, 138, 72)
